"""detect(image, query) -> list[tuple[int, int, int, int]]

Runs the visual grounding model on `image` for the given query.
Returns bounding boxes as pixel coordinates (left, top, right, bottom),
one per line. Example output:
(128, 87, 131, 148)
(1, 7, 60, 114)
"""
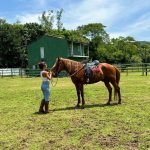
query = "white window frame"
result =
(40, 47, 44, 59)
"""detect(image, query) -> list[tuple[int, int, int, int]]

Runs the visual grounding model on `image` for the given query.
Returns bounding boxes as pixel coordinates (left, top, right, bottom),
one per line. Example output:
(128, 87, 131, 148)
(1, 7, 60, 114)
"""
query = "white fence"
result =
(0, 68, 26, 76)
(0, 63, 150, 77)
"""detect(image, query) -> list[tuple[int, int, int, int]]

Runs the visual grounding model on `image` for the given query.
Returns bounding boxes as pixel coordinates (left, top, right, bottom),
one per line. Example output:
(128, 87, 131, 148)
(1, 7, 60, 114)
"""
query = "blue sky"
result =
(0, 0, 150, 41)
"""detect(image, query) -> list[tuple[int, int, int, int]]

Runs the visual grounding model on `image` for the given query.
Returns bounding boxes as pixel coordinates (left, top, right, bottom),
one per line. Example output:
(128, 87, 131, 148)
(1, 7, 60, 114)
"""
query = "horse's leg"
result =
(75, 84, 81, 107)
(79, 84, 85, 109)
(104, 81, 112, 105)
(111, 81, 121, 104)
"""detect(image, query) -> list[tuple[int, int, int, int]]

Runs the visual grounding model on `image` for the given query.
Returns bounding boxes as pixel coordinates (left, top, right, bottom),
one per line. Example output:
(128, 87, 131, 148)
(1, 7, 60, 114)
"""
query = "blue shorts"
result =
(41, 81, 50, 102)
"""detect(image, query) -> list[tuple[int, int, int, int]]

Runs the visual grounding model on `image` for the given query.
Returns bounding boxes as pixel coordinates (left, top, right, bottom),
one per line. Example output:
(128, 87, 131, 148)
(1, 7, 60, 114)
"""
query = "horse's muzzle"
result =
(52, 72, 58, 77)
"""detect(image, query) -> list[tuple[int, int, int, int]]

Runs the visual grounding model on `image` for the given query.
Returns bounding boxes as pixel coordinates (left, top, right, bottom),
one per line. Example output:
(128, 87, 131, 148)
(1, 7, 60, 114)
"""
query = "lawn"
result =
(0, 73, 150, 150)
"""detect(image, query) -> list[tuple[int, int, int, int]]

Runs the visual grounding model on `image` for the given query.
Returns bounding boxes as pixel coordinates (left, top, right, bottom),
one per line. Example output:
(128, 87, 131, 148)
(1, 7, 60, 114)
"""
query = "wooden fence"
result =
(0, 63, 150, 77)
(115, 63, 150, 76)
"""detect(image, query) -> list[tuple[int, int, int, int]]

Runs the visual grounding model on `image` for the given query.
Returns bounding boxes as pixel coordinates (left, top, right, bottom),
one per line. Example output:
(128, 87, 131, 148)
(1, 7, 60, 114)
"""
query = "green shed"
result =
(27, 35, 89, 69)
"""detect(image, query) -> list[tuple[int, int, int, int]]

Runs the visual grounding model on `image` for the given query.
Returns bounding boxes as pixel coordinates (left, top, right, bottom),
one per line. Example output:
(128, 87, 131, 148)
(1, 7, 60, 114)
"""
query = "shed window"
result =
(40, 47, 44, 59)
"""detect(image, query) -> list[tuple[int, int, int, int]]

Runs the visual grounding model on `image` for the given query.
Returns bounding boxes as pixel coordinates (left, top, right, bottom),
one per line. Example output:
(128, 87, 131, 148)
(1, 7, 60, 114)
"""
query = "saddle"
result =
(84, 60, 100, 79)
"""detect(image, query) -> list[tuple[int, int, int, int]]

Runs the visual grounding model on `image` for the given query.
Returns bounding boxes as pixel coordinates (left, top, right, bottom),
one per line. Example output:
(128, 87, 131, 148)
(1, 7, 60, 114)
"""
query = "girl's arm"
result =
(42, 71, 52, 80)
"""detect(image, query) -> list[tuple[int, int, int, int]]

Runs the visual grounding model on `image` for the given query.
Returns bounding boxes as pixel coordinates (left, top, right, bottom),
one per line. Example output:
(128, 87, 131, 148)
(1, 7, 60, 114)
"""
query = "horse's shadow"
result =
(52, 103, 119, 112)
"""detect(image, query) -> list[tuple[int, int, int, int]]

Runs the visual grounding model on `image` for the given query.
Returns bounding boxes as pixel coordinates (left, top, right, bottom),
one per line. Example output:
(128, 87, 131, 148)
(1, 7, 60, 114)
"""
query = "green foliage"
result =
(77, 23, 110, 60)
(0, 75, 150, 149)
(0, 22, 45, 67)
(21, 23, 45, 45)
(38, 10, 54, 31)
(1, 10, 150, 67)
(56, 8, 64, 30)
(131, 55, 142, 63)
(107, 37, 145, 63)
(63, 30, 89, 43)
(39, 9, 64, 31)
(0, 18, 7, 25)
(0, 23, 23, 67)
(77, 23, 109, 42)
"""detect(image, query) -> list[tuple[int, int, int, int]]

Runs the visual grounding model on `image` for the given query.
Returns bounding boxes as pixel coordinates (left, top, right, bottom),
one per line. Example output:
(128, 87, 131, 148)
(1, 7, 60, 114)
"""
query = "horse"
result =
(51, 57, 121, 108)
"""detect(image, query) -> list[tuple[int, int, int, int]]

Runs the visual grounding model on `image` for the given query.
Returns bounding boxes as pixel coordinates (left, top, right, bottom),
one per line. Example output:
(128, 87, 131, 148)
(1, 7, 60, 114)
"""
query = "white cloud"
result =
(37, 0, 46, 6)
(13, 0, 150, 41)
(63, 0, 122, 29)
(16, 13, 40, 24)
(108, 12, 150, 40)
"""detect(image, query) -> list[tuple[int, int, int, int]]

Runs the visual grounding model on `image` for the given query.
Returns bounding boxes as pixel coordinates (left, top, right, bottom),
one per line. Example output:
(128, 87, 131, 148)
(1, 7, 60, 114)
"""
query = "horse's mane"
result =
(51, 57, 82, 70)
(61, 58, 81, 64)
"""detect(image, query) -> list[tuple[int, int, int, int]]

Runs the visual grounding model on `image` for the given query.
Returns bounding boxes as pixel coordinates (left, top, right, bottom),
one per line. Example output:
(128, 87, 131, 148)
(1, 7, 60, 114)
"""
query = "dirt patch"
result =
(98, 135, 119, 148)
(80, 133, 93, 145)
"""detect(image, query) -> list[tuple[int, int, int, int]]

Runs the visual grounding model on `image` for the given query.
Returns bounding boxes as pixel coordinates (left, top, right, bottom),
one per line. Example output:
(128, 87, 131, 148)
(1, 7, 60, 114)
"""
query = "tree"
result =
(109, 36, 141, 63)
(56, 8, 64, 30)
(0, 18, 7, 25)
(21, 23, 45, 45)
(39, 10, 54, 31)
(0, 23, 23, 67)
(20, 23, 45, 67)
(138, 44, 150, 63)
(0, 22, 45, 68)
(77, 23, 109, 42)
(77, 23, 110, 60)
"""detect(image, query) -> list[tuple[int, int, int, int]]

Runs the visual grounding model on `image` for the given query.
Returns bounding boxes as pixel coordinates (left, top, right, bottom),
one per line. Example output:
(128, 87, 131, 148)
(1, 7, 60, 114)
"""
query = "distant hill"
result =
(138, 41, 150, 45)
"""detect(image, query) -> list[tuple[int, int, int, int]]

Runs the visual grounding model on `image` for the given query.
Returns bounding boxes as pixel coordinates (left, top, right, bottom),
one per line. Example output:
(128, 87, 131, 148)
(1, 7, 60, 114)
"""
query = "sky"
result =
(0, 0, 150, 41)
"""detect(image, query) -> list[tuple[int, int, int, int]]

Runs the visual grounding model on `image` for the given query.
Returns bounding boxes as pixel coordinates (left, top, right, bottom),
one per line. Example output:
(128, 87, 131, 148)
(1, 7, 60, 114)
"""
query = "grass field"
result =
(0, 73, 150, 150)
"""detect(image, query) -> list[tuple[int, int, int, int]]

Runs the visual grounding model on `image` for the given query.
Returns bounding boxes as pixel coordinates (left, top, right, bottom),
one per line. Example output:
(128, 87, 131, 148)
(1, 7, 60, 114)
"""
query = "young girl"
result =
(38, 62, 52, 113)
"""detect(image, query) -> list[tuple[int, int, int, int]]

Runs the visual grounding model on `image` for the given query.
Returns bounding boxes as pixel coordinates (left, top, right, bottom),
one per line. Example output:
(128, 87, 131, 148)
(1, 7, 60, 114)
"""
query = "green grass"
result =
(0, 74, 150, 150)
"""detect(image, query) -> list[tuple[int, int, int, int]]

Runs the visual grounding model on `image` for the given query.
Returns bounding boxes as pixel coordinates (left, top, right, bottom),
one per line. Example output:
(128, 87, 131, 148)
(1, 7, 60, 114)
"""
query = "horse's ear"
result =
(57, 57, 62, 61)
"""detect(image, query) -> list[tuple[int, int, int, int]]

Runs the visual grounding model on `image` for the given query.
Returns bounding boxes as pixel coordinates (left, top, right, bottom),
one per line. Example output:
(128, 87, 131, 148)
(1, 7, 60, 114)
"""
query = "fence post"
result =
(142, 64, 144, 76)
(126, 66, 128, 76)
(145, 64, 147, 76)
(20, 68, 23, 77)
(2, 69, 3, 77)
(11, 68, 13, 77)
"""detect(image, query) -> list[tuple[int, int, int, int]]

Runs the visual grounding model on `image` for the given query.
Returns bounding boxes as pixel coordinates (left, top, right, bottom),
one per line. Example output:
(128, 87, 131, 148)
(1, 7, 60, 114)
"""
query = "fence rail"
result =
(115, 63, 150, 76)
(0, 68, 26, 77)
(0, 63, 150, 77)
(0, 68, 67, 77)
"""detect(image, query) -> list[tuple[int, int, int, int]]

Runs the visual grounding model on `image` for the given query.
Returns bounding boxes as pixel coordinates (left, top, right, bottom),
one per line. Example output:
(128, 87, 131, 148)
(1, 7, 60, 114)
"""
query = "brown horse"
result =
(51, 57, 121, 108)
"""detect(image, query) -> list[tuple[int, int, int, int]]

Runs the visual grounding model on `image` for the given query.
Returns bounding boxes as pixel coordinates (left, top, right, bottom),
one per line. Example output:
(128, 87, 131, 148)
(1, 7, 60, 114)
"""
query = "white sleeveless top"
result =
(40, 71, 49, 82)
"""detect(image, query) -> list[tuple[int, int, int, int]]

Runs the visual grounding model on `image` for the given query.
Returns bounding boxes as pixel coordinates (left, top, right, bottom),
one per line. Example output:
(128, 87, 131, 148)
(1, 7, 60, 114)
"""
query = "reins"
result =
(67, 64, 85, 77)
(51, 76, 58, 87)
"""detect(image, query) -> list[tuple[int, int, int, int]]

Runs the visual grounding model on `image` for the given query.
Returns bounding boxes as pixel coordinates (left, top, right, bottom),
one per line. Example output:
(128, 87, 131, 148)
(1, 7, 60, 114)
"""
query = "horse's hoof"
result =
(81, 106, 84, 109)
(75, 105, 80, 108)
(106, 102, 110, 105)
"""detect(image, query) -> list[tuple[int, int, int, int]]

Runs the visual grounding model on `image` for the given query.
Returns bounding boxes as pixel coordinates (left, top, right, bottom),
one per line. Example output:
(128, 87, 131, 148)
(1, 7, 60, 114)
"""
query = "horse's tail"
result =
(114, 66, 120, 100)
(115, 67, 120, 85)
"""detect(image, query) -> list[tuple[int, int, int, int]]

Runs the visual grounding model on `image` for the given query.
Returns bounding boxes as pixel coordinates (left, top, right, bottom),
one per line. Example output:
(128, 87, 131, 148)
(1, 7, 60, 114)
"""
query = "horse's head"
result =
(51, 57, 65, 77)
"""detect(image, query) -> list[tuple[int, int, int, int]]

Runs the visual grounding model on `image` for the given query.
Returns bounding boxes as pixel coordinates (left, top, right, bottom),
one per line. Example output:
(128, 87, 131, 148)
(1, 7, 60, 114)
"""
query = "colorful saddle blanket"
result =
(85, 60, 100, 78)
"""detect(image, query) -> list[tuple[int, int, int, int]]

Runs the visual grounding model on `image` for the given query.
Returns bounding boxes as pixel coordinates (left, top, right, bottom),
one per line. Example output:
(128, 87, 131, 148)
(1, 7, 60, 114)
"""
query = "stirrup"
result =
(86, 78, 90, 83)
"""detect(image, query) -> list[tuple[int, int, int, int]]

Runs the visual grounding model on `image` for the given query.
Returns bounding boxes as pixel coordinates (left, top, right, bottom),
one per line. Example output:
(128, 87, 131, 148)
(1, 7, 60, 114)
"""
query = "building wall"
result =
(28, 35, 68, 69)
(27, 35, 89, 70)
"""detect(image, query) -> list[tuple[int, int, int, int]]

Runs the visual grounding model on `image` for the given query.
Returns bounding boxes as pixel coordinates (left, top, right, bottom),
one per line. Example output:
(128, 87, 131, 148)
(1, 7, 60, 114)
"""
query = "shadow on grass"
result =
(33, 111, 54, 115)
(51, 103, 119, 112)
(33, 112, 47, 115)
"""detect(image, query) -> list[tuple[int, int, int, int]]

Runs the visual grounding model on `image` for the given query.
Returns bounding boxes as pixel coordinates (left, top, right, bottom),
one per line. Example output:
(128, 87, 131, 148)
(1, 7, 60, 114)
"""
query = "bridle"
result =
(50, 63, 61, 87)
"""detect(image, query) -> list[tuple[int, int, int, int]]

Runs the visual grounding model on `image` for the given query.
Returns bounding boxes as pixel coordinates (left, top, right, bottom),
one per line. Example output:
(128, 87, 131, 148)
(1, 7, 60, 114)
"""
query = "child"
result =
(38, 61, 52, 113)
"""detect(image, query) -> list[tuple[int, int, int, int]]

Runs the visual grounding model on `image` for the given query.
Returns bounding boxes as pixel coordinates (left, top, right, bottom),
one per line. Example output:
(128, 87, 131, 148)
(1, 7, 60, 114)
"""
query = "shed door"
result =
(40, 47, 44, 59)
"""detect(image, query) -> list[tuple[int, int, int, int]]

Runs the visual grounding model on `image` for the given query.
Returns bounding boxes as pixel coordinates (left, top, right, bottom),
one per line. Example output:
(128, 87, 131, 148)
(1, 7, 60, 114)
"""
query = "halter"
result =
(50, 63, 62, 87)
